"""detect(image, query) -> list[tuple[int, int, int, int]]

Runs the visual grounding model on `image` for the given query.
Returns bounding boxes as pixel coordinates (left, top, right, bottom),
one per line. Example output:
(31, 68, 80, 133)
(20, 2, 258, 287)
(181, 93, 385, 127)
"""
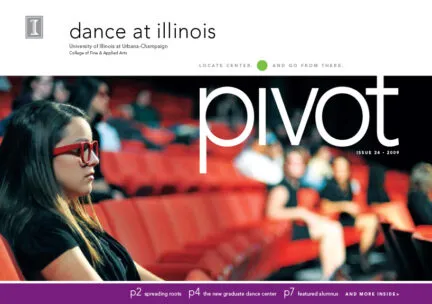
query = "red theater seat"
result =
(134, 152, 184, 194)
(0, 235, 23, 281)
(385, 170, 409, 202)
(371, 201, 415, 231)
(159, 194, 253, 279)
(345, 152, 367, 165)
(297, 188, 320, 210)
(100, 199, 193, 280)
(83, 203, 115, 236)
(134, 196, 247, 280)
(185, 269, 213, 281)
(141, 126, 175, 146)
(100, 151, 136, 193)
(121, 140, 146, 152)
(101, 198, 228, 280)
(133, 197, 203, 263)
(99, 199, 157, 266)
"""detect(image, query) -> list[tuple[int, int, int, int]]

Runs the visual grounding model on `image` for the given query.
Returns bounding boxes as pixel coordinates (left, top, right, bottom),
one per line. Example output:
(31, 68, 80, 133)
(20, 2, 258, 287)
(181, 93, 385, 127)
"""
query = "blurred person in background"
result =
(367, 163, 390, 205)
(320, 156, 379, 272)
(302, 126, 325, 156)
(68, 77, 126, 202)
(106, 104, 164, 150)
(215, 94, 246, 133)
(12, 76, 54, 110)
(301, 146, 333, 192)
(123, 90, 198, 146)
(407, 162, 432, 225)
(1, 76, 54, 136)
(0, 101, 162, 281)
(131, 90, 160, 128)
(53, 79, 71, 104)
(95, 120, 122, 152)
(266, 147, 349, 280)
(234, 132, 284, 186)
(0, 76, 11, 92)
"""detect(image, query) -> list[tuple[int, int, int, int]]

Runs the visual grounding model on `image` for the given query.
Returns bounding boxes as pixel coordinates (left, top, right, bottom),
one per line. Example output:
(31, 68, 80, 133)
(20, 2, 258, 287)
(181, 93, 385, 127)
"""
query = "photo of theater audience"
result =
(0, 76, 431, 281)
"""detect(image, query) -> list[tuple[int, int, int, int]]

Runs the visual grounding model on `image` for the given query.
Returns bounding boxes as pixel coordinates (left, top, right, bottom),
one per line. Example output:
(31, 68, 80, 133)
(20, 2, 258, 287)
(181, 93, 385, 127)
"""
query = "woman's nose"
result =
(87, 150, 100, 167)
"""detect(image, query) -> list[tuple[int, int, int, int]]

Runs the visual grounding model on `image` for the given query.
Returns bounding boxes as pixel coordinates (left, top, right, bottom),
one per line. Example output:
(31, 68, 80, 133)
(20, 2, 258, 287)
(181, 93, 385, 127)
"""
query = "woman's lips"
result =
(85, 172, 95, 181)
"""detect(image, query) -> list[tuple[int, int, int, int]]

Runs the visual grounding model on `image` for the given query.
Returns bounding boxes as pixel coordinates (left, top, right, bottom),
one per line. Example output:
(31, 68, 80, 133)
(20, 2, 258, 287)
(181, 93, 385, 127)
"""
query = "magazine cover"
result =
(1, 1, 432, 303)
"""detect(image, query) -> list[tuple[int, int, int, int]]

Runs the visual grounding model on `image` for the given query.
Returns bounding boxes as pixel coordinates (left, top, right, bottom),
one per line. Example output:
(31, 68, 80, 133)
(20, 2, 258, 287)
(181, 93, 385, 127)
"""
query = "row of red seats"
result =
(116, 119, 251, 160)
(101, 151, 263, 196)
(0, 188, 368, 281)
(0, 233, 211, 281)
(372, 201, 432, 280)
(85, 189, 382, 280)
(100, 147, 409, 204)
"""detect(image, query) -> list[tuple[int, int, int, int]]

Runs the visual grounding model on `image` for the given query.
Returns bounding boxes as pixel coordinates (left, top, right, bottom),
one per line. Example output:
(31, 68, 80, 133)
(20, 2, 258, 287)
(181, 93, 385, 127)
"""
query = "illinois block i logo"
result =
(25, 16, 43, 39)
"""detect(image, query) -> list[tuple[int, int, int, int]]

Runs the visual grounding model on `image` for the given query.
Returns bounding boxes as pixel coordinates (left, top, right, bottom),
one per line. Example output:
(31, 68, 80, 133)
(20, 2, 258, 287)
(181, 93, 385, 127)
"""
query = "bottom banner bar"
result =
(0, 283, 425, 304)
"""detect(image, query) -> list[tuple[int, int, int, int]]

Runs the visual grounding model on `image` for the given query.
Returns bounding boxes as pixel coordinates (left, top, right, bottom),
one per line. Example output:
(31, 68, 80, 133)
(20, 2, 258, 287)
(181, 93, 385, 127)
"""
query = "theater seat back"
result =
(372, 201, 415, 232)
(297, 188, 320, 210)
(0, 235, 23, 281)
(241, 191, 267, 222)
(101, 199, 157, 266)
(161, 194, 203, 246)
(83, 204, 115, 236)
(133, 197, 183, 258)
(185, 269, 213, 281)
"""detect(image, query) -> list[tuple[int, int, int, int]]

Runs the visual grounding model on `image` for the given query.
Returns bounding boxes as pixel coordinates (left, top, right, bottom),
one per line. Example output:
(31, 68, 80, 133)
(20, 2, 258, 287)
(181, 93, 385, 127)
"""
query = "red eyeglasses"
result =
(53, 141, 99, 165)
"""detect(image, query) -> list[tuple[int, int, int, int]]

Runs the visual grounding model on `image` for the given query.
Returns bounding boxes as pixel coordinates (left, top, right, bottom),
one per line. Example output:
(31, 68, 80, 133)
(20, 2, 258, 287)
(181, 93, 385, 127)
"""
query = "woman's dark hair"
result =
(0, 101, 103, 265)
(68, 77, 104, 113)
(367, 163, 389, 204)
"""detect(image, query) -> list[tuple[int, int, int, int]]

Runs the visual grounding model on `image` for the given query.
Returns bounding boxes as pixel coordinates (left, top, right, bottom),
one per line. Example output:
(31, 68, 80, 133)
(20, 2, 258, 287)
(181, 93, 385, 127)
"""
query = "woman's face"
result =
(53, 117, 99, 199)
(333, 157, 351, 184)
(90, 83, 110, 115)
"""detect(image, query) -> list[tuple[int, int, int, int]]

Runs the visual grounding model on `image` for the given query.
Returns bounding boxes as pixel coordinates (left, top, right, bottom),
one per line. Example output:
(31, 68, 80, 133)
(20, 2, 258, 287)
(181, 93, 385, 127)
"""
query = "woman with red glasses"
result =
(0, 101, 161, 281)
(68, 77, 126, 203)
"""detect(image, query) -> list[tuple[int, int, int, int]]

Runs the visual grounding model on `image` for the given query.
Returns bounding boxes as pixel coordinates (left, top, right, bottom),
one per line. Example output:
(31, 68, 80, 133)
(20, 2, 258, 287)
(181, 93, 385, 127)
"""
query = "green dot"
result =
(257, 60, 268, 71)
